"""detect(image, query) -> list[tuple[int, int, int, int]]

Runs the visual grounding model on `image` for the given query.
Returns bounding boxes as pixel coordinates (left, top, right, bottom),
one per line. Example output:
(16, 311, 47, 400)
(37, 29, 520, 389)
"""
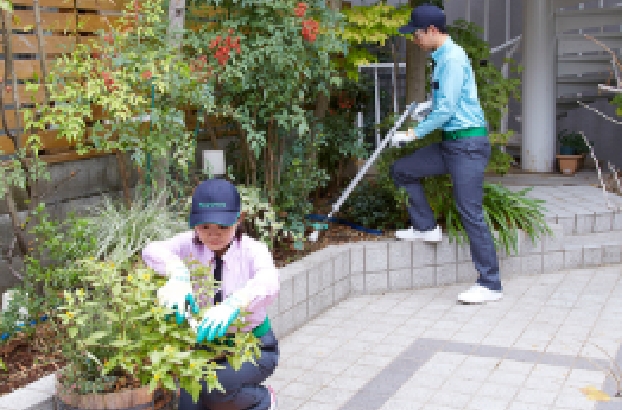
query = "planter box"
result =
(556, 154, 584, 174)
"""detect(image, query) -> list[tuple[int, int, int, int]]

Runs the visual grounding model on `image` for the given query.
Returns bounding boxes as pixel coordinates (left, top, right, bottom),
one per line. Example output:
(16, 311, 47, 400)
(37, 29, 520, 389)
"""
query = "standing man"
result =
(390, 3, 502, 304)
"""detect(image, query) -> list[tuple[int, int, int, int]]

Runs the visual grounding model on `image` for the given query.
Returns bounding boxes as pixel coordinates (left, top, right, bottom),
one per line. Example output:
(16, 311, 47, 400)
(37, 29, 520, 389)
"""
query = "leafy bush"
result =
(56, 259, 260, 402)
(84, 192, 187, 263)
(341, 179, 408, 231)
(557, 129, 591, 155)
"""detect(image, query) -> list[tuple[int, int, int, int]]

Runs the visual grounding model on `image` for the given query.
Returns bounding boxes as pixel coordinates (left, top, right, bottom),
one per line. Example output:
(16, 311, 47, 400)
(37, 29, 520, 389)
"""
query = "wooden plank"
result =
(186, 5, 227, 19)
(77, 0, 125, 11)
(12, 10, 76, 31)
(11, 34, 76, 54)
(0, 135, 15, 154)
(0, 60, 41, 81)
(41, 150, 110, 163)
(2, 85, 46, 104)
(77, 14, 123, 32)
(13, 0, 76, 7)
(33, 129, 78, 149)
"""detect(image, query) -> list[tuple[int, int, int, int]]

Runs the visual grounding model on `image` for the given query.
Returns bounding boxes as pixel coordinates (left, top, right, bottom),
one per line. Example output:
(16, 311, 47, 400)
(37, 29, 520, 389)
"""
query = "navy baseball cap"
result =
(189, 179, 241, 228)
(398, 4, 446, 34)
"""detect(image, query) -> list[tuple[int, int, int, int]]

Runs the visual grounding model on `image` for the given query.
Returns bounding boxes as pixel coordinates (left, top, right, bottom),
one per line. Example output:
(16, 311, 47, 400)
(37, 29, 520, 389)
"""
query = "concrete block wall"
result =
(0, 154, 136, 295)
(268, 221, 622, 339)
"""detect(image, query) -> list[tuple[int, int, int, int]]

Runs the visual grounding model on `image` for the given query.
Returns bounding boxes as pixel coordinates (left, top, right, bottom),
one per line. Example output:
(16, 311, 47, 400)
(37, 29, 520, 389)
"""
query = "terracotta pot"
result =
(56, 381, 173, 410)
(556, 154, 583, 175)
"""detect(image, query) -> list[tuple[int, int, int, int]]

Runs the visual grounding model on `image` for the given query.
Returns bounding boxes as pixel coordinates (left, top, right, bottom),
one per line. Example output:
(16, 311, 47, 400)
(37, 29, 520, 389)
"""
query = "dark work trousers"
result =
(390, 136, 502, 291)
(178, 329, 279, 410)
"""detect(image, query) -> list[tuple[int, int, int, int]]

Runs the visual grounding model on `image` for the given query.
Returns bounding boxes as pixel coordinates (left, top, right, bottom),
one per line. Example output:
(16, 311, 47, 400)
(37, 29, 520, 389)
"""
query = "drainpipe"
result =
(521, 0, 557, 172)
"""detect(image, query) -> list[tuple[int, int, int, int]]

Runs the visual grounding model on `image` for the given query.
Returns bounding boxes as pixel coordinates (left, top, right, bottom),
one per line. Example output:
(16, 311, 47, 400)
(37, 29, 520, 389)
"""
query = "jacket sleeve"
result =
(141, 231, 193, 276)
(414, 57, 465, 138)
(233, 241, 280, 311)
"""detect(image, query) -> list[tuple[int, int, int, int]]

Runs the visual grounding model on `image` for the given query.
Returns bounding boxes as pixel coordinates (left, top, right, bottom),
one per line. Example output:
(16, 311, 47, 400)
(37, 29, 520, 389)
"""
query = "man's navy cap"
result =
(189, 179, 241, 228)
(398, 4, 446, 34)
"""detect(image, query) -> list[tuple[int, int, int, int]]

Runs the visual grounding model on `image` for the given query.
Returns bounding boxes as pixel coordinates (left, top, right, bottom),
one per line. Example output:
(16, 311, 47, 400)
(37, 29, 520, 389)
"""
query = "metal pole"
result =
(484, 0, 489, 41)
(374, 66, 380, 147)
(357, 66, 363, 145)
(521, 0, 556, 172)
(466, 0, 471, 22)
(506, 0, 510, 42)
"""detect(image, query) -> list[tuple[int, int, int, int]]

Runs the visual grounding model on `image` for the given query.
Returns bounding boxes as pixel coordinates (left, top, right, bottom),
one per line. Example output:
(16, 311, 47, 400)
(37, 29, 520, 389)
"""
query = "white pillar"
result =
(521, 0, 557, 172)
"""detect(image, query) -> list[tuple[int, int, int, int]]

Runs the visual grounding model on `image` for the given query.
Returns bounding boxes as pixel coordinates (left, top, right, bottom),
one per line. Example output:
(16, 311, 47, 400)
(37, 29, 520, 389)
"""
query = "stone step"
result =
(268, 222, 622, 339)
(556, 6, 622, 33)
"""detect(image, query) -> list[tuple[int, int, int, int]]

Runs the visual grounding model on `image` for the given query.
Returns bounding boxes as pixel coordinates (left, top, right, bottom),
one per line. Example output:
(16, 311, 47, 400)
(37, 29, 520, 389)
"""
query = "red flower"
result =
(294, 7, 305, 17)
(141, 70, 152, 80)
(103, 33, 114, 45)
(209, 39, 219, 49)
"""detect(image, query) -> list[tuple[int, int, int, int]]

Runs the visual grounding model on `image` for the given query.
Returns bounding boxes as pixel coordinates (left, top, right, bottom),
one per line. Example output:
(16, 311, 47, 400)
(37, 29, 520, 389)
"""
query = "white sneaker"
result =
(395, 225, 442, 242)
(457, 285, 503, 304)
(267, 385, 277, 410)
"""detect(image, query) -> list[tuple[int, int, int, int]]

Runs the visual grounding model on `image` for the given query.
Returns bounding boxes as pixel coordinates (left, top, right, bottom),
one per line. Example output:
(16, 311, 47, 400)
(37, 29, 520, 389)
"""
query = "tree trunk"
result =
(150, 0, 186, 202)
(405, 41, 427, 105)
(405, 0, 429, 105)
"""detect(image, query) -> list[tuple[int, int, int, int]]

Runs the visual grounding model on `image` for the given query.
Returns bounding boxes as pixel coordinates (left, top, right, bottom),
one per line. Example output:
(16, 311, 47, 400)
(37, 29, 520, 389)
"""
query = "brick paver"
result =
(267, 266, 622, 410)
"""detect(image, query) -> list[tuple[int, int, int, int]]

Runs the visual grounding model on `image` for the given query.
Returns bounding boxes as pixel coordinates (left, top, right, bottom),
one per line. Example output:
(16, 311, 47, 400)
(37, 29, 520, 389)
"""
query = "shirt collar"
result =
(431, 36, 452, 61)
(210, 239, 240, 263)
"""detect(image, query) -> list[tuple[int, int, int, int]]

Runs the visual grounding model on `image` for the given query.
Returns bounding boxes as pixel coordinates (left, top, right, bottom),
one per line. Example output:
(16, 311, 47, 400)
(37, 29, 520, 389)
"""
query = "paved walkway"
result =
(267, 179, 622, 410)
(266, 266, 622, 410)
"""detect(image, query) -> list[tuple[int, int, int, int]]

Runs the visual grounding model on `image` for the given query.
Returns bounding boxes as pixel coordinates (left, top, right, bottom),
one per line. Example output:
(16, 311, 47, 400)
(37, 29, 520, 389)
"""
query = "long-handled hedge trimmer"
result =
(308, 100, 432, 242)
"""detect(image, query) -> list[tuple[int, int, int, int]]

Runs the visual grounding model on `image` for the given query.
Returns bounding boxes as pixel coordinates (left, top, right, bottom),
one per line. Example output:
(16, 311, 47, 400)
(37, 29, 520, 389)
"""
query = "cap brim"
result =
(189, 211, 239, 228)
(398, 24, 419, 34)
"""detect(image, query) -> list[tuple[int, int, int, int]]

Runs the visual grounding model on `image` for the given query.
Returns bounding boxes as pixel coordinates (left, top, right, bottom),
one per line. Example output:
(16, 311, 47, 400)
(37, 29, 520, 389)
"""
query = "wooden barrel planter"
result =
(55, 382, 174, 410)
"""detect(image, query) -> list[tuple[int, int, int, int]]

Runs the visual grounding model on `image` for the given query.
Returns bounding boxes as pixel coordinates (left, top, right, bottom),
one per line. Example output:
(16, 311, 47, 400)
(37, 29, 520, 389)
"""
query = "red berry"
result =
(103, 33, 114, 45)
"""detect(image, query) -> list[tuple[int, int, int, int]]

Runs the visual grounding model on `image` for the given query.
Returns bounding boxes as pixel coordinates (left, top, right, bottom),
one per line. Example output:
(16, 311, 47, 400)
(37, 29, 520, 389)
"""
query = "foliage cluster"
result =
(557, 129, 591, 155)
(56, 259, 260, 402)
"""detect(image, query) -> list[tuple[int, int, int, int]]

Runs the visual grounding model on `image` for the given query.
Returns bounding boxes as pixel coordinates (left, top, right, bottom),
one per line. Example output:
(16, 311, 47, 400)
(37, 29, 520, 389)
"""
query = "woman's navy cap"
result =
(189, 179, 241, 228)
(399, 4, 446, 34)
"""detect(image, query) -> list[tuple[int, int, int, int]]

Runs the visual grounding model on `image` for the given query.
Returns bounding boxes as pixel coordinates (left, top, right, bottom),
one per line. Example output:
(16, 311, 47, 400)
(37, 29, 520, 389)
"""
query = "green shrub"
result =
(55, 259, 259, 401)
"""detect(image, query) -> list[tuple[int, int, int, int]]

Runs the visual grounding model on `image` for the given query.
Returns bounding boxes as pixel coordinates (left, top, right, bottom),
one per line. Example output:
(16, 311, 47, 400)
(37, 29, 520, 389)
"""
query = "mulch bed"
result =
(0, 322, 66, 396)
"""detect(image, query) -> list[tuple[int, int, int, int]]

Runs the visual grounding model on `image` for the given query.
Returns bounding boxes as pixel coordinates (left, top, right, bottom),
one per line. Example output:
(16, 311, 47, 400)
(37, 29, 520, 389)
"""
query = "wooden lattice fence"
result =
(0, 0, 237, 162)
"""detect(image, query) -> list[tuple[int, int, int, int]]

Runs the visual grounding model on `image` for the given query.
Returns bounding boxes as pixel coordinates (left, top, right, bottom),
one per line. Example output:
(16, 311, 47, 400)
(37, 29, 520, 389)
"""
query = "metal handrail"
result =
(490, 34, 522, 55)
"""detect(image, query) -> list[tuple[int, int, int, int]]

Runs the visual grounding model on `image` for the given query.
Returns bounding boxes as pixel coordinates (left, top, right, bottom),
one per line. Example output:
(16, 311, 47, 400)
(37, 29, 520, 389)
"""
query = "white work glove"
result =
(195, 292, 250, 343)
(411, 100, 432, 121)
(157, 260, 198, 325)
(391, 128, 417, 148)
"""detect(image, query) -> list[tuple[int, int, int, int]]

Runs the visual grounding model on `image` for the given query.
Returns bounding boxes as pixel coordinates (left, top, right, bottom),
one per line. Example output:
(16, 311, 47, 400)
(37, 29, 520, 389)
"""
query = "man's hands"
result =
(195, 293, 247, 343)
(391, 128, 417, 148)
(157, 261, 198, 325)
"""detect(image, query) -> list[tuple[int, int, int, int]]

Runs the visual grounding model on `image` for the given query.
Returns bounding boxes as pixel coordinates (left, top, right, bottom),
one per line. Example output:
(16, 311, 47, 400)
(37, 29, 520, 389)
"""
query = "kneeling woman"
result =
(142, 178, 279, 410)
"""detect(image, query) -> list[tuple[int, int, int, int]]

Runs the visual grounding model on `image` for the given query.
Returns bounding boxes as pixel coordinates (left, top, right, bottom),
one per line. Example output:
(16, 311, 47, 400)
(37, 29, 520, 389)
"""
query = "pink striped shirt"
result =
(142, 231, 279, 328)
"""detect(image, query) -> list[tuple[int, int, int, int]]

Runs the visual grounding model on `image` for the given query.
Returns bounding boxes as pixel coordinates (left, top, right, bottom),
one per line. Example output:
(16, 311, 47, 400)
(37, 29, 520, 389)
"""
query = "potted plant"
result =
(54, 259, 261, 410)
(556, 129, 590, 174)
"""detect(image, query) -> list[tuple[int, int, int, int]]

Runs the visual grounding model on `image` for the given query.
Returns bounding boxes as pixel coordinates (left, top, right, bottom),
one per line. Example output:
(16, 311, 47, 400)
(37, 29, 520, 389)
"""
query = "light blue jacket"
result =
(414, 37, 488, 138)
